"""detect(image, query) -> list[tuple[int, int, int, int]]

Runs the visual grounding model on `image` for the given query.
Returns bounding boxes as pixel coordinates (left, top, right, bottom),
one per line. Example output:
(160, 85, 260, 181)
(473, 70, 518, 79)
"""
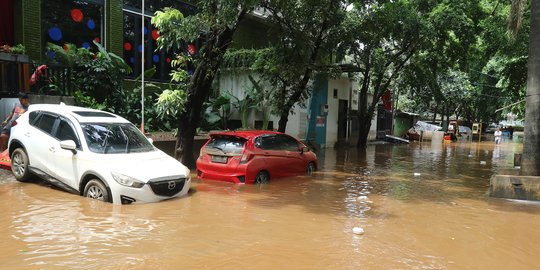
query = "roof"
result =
(209, 130, 282, 139)
(28, 104, 130, 124)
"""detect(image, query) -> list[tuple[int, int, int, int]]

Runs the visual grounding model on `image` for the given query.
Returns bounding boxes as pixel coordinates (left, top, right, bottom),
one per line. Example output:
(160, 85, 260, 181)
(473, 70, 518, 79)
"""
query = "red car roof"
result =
(209, 130, 283, 139)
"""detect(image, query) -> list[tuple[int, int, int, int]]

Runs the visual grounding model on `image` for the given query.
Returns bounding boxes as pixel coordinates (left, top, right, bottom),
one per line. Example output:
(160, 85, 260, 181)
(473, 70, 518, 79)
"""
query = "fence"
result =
(0, 53, 73, 97)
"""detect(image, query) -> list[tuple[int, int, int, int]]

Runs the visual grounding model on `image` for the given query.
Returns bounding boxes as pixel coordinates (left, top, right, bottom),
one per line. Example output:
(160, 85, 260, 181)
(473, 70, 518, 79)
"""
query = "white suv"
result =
(8, 104, 191, 204)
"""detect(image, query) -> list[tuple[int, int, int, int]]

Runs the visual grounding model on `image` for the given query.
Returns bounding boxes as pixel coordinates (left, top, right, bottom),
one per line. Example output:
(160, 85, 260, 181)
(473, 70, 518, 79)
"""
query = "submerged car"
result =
(196, 130, 317, 184)
(8, 104, 191, 204)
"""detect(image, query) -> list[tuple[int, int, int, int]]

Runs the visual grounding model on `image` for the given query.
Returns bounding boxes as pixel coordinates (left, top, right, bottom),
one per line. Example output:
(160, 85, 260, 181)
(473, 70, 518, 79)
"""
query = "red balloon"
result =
(94, 37, 101, 43)
(124, 42, 132, 51)
(152, 30, 160, 40)
(71, 9, 84, 22)
(166, 58, 171, 63)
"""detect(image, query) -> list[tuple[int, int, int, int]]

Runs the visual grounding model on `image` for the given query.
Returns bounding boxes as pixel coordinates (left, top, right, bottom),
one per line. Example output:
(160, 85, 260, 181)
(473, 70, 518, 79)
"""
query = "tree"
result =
(152, 1, 258, 168)
(343, 1, 426, 147)
(259, 0, 347, 132)
(509, 0, 540, 176)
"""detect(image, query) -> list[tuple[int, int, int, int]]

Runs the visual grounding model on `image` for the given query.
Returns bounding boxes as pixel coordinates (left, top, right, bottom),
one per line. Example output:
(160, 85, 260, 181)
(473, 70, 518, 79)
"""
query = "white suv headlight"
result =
(111, 172, 145, 188)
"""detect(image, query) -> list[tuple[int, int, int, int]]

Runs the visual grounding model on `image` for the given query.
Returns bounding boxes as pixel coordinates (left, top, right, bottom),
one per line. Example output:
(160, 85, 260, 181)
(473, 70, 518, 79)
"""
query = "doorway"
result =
(337, 99, 348, 142)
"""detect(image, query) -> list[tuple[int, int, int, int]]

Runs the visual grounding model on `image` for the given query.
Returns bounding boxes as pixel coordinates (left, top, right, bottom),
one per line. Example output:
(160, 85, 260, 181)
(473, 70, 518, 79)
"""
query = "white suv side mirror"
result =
(60, 140, 77, 154)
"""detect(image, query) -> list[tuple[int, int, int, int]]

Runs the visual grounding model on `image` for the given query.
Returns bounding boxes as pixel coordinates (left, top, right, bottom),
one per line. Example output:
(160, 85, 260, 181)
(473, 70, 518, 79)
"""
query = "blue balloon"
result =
(87, 19, 96, 30)
(138, 45, 143, 52)
(130, 57, 135, 64)
(152, 54, 159, 63)
(144, 27, 148, 35)
(48, 27, 62, 41)
(82, 42, 90, 49)
(48, 51, 56, 59)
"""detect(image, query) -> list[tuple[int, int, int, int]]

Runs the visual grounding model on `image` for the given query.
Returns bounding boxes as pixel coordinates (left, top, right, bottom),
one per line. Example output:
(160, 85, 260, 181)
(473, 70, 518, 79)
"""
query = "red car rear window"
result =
(206, 136, 246, 154)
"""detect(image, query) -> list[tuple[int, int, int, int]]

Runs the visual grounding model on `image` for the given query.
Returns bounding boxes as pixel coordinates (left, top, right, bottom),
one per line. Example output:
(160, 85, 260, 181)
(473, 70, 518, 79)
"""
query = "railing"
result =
(0, 53, 73, 97)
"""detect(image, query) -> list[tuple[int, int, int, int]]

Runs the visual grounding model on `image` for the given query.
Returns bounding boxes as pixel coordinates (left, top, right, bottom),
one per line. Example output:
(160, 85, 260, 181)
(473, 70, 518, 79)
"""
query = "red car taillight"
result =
(240, 153, 253, 164)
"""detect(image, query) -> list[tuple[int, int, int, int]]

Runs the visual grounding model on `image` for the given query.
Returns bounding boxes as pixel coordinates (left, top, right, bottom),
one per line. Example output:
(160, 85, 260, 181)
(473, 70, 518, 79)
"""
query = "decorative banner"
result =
(87, 19, 96, 30)
(152, 54, 159, 63)
(48, 27, 62, 41)
(124, 42, 132, 51)
(82, 42, 90, 49)
(71, 9, 84, 22)
(187, 43, 196, 55)
(151, 30, 160, 40)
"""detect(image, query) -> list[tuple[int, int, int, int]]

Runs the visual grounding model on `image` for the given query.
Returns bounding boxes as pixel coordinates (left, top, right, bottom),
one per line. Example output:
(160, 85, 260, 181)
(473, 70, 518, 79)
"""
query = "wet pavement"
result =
(1, 139, 539, 269)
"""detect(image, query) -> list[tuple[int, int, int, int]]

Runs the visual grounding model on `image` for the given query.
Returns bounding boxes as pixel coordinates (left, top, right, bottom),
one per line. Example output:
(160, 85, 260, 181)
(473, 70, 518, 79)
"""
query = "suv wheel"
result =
(11, 148, 31, 182)
(84, 179, 110, 202)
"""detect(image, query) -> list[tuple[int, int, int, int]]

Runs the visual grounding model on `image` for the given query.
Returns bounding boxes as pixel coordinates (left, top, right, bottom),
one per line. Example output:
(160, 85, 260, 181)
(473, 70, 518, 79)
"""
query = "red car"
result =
(196, 130, 317, 184)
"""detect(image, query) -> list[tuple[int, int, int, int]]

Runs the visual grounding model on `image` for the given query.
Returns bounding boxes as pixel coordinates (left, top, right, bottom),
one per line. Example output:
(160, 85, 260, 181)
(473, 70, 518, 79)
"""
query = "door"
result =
(27, 112, 58, 175)
(258, 135, 286, 178)
(337, 99, 348, 142)
(277, 135, 306, 175)
(51, 118, 82, 190)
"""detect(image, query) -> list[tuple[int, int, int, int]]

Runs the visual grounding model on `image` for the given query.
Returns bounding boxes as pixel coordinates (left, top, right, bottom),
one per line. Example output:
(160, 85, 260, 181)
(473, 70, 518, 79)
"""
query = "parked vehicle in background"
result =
(8, 104, 191, 204)
(196, 130, 317, 184)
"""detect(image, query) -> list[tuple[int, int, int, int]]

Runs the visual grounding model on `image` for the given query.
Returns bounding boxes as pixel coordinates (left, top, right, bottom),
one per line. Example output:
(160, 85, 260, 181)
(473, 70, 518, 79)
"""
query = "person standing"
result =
(494, 127, 502, 145)
(0, 93, 30, 151)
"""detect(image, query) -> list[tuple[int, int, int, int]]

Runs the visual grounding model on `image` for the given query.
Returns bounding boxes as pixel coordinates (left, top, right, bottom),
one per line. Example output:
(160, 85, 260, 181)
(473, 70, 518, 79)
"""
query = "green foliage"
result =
(202, 95, 231, 130)
(11, 44, 26, 54)
(156, 89, 187, 119)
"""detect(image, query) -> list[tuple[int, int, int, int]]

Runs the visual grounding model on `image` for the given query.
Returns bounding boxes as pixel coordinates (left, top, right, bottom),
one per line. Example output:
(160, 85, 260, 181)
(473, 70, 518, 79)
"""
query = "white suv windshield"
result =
(81, 123, 154, 154)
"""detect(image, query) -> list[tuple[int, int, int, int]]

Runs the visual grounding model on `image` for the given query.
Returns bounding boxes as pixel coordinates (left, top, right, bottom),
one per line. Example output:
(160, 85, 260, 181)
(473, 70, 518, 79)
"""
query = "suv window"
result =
(34, 113, 57, 135)
(206, 136, 246, 154)
(55, 119, 80, 148)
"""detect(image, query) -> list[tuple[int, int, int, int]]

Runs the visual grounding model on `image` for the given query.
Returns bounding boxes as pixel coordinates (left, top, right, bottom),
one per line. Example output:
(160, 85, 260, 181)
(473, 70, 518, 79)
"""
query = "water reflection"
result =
(0, 140, 538, 269)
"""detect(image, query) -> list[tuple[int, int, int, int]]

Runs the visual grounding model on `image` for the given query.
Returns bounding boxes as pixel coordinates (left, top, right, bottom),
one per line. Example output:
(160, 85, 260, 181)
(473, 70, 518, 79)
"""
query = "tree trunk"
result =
(522, 0, 540, 176)
(277, 111, 288, 133)
(356, 112, 373, 147)
(175, 66, 212, 168)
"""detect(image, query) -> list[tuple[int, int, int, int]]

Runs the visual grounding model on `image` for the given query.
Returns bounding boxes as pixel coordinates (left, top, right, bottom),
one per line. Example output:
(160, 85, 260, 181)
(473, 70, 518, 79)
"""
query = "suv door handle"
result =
(49, 147, 56, 153)
(24, 132, 30, 137)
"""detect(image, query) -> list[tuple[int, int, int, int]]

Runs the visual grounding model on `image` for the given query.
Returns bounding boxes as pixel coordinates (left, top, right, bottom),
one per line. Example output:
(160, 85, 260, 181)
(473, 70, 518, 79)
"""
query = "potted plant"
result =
(0, 44, 29, 62)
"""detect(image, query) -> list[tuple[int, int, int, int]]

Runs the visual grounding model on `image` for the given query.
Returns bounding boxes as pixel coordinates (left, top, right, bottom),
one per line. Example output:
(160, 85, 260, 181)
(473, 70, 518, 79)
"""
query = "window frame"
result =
(53, 117, 82, 150)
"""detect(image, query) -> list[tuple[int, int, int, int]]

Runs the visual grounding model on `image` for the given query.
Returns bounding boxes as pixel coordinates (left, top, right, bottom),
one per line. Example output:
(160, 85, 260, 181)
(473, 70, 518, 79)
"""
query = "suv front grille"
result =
(148, 178, 186, 197)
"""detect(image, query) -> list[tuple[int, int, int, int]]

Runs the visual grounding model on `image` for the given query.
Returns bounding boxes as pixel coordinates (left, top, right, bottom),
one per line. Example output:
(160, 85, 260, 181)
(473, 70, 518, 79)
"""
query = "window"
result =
(123, 1, 198, 82)
(206, 136, 246, 154)
(35, 114, 57, 135)
(56, 119, 80, 147)
(256, 135, 299, 151)
(42, 0, 104, 55)
(81, 123, 154, 154)
(276, 135, 300, 151)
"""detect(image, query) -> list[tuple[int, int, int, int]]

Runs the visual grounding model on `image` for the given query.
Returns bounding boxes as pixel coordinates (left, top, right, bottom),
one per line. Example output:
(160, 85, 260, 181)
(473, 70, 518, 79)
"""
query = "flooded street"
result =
(1, 140, 539, 269)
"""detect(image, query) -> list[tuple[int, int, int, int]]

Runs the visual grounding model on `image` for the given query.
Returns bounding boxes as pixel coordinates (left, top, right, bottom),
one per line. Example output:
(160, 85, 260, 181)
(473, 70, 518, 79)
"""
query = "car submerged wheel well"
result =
(80, 173, 113, 203)
(9, 140, 25, 157)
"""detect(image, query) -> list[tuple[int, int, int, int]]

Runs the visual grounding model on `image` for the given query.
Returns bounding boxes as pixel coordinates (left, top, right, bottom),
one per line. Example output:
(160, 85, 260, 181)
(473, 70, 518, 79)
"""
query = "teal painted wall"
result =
(307, 74, 328, 146)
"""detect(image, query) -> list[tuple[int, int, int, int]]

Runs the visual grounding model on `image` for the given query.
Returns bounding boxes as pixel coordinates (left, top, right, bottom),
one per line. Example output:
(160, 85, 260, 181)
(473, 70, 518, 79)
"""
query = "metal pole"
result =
(141, 0, 145, 133)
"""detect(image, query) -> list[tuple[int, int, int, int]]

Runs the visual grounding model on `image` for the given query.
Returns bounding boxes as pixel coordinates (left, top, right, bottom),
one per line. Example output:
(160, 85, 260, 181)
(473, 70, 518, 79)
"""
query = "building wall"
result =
(107, 0, 124, 56)
(326, 77, 351, 147)
(14, 0, 42, 61)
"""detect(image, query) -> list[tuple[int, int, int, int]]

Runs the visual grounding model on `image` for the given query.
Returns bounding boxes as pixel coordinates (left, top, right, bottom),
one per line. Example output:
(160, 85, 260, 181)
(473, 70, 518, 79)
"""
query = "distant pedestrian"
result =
(494, 128, 502, 145)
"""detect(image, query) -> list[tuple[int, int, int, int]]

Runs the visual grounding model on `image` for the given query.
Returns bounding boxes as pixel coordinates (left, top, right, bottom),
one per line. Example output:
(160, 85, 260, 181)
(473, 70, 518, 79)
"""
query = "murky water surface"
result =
(1, 140, 539, 269)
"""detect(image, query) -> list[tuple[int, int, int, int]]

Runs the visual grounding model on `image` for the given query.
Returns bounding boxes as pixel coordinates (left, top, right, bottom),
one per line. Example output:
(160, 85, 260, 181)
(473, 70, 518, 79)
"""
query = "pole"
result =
(140, 0, 145, 133)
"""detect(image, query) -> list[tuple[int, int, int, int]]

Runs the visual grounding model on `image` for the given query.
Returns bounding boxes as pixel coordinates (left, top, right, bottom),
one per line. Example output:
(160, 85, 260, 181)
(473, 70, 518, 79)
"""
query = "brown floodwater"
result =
(1, 138, 539, 269)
